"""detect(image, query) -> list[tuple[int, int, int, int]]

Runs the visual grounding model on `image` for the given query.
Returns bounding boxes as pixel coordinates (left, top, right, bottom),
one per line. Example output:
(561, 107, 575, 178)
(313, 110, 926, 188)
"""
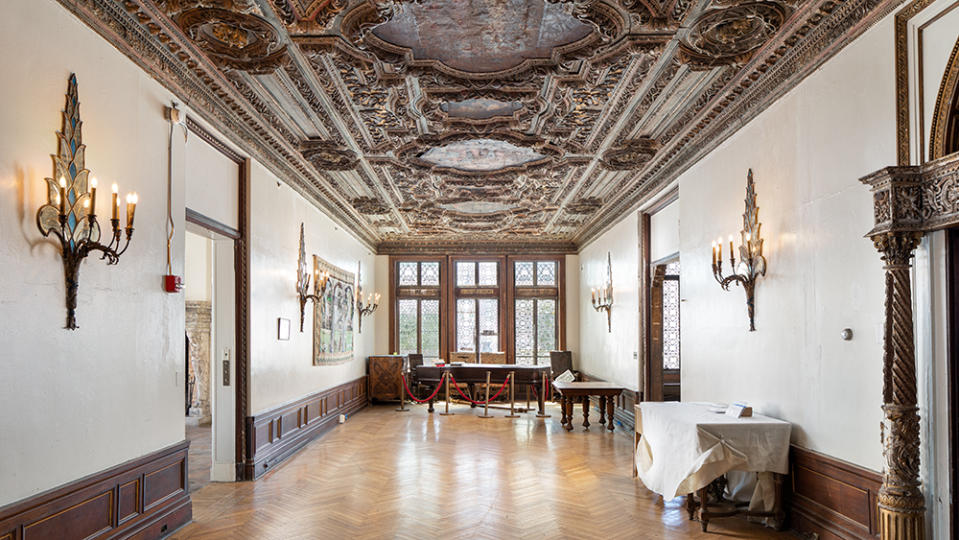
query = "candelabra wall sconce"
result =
(591, 252, 613, 332)
(355, 261, 379, 334)
(296, 223, 328, 332)
(711, 169, 767, 331)
(36, 74, 138, 330)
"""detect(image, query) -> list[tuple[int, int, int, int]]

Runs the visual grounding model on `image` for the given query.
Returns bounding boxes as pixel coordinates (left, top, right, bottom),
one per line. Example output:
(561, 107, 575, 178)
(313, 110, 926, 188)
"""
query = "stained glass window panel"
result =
(478, 299, 499, 352)
(398, 262, 418, 286)
(478, 262, 498, 286)
(456, 262, 475, 287)
(536, 261, 557, 286)
(665, 261, 680, 276)
(456, 299, 476, 351)
(421, 262, 440, 286)
(514, 299, 534, 365)
(537, 299, 556, 363)
(421, 299, 440, 359)
(663, 279, 681, 370)
(514, 261, 534, 286)
(398, 299, 418, 355)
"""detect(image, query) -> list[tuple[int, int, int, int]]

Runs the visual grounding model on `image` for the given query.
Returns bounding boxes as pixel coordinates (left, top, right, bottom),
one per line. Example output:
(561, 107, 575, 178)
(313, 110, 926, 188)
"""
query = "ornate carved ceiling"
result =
(66, 0, 903, 252)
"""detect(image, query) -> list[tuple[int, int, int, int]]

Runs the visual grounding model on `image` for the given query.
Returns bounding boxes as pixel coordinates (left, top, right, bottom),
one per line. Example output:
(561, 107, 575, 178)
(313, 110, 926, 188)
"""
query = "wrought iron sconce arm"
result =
(296, 223, 330, 332)
(356, 292, 380, 334)
(36, 75, 137, 330)
(710, 169, 767, 331)
(591, 252, 614, 332)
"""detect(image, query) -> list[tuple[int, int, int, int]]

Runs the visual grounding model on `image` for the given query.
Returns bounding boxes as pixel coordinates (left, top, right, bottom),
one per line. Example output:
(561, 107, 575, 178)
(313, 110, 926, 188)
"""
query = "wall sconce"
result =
(356, 290, 380, 334)
(36, 74, 137, 330)
(711, 169, 767, 331)
(296, 223, 328, 332)
(591, 252, 613, 332)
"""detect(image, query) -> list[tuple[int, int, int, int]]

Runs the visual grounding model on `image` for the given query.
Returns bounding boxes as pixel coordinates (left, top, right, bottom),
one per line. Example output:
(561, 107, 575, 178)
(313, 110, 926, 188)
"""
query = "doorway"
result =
(650, 255, 681, 401)
(948, 228, 959, 539)
(184, 225, 237, 488)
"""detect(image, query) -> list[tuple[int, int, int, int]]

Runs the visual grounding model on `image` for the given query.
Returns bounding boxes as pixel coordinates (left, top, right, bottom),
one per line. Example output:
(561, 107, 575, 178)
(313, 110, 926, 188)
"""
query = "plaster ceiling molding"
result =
(176, 7, 289, 73)
(677, 2, 789, 71)
(300, 139, 359, 170)
(601, 137, 662, 170)
(565, 197, 604, 215)
(393, 132, 566, 177)
(352, 196, 392, 214)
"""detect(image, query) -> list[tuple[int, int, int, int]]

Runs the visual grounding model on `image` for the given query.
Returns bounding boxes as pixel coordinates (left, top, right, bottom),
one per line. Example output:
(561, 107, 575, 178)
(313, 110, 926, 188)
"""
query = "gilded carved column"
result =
(872, 231, 924, 540)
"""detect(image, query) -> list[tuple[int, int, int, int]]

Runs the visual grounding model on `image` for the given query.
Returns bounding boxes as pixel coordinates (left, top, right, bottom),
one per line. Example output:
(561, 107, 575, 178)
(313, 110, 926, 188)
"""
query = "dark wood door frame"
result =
(184, 117, 251, 481)
(948, 227, 959, 539)
(640, 187, 678, 402)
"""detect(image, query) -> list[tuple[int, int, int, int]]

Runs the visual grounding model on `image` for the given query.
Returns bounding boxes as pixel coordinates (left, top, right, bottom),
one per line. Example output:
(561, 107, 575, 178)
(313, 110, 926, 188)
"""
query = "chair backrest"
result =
(408, 353, 424, 370)
(549, 350, 573, 379)
(450, 351, 476, 363)
(479, 351, 506, 364)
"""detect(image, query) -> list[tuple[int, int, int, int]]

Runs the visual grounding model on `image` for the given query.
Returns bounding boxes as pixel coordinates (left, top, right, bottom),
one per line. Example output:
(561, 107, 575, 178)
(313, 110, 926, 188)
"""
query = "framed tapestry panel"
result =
(313, 255, 355, 365)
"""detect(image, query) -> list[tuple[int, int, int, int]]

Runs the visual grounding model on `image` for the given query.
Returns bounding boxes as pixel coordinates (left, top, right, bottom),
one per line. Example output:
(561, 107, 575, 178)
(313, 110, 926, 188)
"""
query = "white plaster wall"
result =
(919, 1, 959, 162)
(248, 161, 377, 413)
(185, 133, 239, 229)
(0, 0, 185, 505)
(650, 200, 680, 262)
(578, 213, 640, 390)
(677, 15, 897, 471)
(564, 254, 580, 362)
(184, 230, 213, 302)
(373, 255, 391, 355)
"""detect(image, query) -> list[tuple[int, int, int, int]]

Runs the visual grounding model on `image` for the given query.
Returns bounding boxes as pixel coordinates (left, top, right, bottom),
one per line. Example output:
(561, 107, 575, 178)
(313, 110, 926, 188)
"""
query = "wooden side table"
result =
(552, 382, 624, 431)
(367, 355, 407, 403)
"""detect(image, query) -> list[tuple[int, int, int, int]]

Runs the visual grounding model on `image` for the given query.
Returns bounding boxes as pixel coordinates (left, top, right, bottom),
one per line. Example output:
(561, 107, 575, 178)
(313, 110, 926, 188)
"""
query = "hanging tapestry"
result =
(313, 255, 355, 365)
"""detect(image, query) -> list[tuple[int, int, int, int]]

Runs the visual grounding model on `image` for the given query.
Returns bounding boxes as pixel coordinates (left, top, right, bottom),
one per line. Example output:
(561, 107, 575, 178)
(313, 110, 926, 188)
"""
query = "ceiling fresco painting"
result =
(77, 0, 903, 252)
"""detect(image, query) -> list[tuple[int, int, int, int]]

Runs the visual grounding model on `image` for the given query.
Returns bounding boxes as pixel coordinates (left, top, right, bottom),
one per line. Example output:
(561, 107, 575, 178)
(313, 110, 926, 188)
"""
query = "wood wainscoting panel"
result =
(0, 441, 191, 540)
(575, 371, 639, 431)
(244, 376, 368, 479)
(788, 446, 882, 539)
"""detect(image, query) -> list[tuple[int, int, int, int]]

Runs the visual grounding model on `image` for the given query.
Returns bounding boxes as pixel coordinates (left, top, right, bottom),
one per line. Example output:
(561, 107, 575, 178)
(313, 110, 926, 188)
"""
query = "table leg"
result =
(469, 383, 477, 408)
(582, 396, 590, 429)
(633, 431, 639, 478)
(428, 394, 435, 413)
(559, 395, 568, 425)
(537, 383, 546, 416)
(606, 396, 615, 432)
(598, 396, 607, 425)
(564, 398, 574, 431)
(685, 492, 696, 520)
(772, 473, 785, 530)
(697, 486, 709, 532)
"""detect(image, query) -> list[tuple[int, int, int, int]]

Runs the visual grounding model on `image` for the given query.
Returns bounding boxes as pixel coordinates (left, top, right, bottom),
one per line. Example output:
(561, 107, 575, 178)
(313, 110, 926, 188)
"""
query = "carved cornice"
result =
(861, 152, 959, 236)
(376, 240, 577, 255)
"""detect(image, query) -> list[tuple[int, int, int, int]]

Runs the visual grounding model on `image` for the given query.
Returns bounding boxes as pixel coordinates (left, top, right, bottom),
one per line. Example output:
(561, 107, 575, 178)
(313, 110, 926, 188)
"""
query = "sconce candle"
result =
(591, 252, 614, 332)
(36, 75, 136, 329)
(126, 193, 137, 229)
(710, 170, 767, 331)
(111, 183, 118, 221)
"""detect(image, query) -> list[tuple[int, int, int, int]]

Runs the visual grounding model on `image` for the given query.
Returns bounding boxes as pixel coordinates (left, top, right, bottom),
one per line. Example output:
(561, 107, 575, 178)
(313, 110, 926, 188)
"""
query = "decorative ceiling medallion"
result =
(369, 0, 593, 74)
(388, 133, 565, 177)
(300, 139, 358, 170)
(601, 137, 662, 170)
(678, 2, 788, 71)
(352, 196, 392, 215)
(437, 201, 519, 214)
(177, 7, 288, 73)
(440, 99, 525, 121)
(419, 139, 547, 173)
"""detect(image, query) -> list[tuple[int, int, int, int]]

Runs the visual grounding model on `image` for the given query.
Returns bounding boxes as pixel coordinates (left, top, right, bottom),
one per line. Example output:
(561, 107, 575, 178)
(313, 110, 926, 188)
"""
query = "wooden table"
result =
(552, 382, 624, 431)
(413, 364, 551, 414)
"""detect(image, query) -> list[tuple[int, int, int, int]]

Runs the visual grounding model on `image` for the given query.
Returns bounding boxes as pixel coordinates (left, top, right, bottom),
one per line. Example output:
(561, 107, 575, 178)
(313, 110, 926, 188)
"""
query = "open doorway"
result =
(650, 255, 681, 401)
(184, 225, 237, 489)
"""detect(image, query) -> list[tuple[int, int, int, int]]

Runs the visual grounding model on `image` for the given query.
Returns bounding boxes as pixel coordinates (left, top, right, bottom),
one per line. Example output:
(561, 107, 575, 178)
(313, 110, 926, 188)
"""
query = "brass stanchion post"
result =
(506, 371, 520, 418)
(439, 371, 454, 416)
(395, 373, 409, 412)
(536, 371, 551, 418)
(480, 371, 493, 418)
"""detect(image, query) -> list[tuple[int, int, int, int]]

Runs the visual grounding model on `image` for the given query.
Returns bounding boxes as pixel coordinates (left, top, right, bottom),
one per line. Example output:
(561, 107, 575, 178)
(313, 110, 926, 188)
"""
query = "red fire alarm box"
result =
(164, 275, 183, 293)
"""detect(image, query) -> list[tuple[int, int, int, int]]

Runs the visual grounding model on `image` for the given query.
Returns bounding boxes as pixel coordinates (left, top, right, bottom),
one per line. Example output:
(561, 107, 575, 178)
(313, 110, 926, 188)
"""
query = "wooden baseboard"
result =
(788, 445, 882, 539)
(0, 441, 192, 540)
(244, 376, 368, 479)
(574, 371, 640, 431)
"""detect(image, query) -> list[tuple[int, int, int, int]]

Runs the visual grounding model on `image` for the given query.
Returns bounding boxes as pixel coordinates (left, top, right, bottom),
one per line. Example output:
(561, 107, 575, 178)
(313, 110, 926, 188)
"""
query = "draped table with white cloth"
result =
(633, 402, 791, 531)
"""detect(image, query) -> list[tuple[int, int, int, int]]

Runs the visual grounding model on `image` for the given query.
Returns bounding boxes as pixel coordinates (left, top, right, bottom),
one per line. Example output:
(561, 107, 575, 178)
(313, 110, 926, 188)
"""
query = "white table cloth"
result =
(634, 402, 791, 508)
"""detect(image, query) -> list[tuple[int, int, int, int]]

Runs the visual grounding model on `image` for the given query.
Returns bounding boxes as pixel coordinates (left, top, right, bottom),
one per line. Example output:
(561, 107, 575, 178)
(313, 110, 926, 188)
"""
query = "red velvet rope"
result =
(448, 374, 510, 405)
(401, 373, 445, 403)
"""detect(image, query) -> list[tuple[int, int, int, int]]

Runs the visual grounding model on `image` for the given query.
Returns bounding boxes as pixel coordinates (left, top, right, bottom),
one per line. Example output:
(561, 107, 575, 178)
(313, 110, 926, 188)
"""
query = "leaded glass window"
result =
(421, 299, 440, 358)
(398, 262, 418, 286)
(536, 261, 556, 286)
(663, 261, 680, 370)
(478, 299, 499, 352)
(537, 299, 556, 359)
(514, 261, 534, 286)
(398, 299, 418, 355)
(456, 298, 476, 351)
(514, 299, 534, 365)
(514, 297, 557, 366)
(456, 262, 475, 287)
(478, 262, 498, 286)
(421, 262, 440, 286)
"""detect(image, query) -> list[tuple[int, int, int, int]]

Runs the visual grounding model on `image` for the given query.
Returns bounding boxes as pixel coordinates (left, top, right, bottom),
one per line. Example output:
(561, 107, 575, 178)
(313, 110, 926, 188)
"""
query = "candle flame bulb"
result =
(111, 183, 118, 194)
(59, 177, 66, 188)
(90, 177, 97, 189)
(83, 199, 89, 209)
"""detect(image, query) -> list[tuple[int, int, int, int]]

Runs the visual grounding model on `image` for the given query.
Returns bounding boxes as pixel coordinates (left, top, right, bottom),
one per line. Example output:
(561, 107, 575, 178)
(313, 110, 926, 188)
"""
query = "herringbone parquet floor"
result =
(171, 403, 792, 540)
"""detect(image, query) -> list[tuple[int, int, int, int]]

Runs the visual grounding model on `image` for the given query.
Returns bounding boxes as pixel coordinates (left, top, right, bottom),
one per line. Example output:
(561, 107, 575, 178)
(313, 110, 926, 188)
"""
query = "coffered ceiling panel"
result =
(70, 0, 903, 252)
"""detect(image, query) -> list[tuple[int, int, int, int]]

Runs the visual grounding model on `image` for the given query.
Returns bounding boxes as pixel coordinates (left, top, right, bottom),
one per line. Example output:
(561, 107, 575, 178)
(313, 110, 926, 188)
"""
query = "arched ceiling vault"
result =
(78, 0, 903, 252)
